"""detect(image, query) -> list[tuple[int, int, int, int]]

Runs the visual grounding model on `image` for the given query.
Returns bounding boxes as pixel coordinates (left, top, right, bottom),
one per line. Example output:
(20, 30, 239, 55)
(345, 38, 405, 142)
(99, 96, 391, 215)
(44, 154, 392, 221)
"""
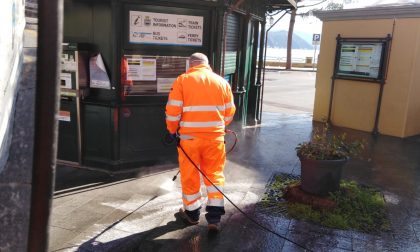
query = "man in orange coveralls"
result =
(165, 53, 236, 232)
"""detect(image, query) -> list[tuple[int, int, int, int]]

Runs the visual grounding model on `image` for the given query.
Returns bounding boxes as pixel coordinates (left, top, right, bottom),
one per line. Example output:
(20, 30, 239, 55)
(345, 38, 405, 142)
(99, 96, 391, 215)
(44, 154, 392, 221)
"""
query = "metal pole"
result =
(313, 44, 317, 71)
(373, 82, 385, 135)
(260, 11, 288, 119)
(255, 21, 265, 123)
(28, 0, 63, 251)
(328, 34, 342, 124)
(327, 77, 335, 123)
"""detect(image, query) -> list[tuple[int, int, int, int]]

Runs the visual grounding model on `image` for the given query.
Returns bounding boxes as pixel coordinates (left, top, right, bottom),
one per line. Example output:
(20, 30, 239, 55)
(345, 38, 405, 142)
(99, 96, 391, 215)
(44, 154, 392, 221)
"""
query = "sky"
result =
(268, 0, 420, 43)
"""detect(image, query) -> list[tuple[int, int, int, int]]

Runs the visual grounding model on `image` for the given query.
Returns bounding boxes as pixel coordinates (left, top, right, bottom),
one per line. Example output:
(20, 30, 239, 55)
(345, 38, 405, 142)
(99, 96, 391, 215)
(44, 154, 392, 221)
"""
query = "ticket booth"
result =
(58, 0, 296, 171)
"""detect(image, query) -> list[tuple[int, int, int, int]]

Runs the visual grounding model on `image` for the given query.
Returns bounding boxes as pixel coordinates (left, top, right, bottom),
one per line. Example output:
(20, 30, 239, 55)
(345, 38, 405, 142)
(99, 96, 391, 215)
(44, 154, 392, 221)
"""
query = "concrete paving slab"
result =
(51, 208, 106, 233)
(48, 226, 79, 252)
(70, 228, 138, 252)
(51, 195, 94, 217)
(289, 219, 353, 239)
(287, 228, 353, 251)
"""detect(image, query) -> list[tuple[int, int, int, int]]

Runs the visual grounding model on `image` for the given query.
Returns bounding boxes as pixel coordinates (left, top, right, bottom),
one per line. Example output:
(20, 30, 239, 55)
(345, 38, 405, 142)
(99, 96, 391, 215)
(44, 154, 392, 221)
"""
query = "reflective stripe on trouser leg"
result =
(184, 198, 202, 211)
(182, 191, 202, 211)
(200, 140, 226, 207)
(206, 185, 224, 206)
(178, 139, 202, 212)
(199, 139, 226, 224)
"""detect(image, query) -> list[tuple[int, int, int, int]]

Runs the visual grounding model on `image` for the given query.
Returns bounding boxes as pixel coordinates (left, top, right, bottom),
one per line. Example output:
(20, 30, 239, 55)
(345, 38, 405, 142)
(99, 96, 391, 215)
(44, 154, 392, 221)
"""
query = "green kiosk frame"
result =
(58, 0, 296, 171)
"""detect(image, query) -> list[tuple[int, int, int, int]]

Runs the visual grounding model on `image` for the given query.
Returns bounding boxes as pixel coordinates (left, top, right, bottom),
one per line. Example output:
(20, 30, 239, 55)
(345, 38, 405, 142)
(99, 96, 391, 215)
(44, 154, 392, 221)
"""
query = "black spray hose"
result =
(174, 133, 313, 252)
(171, 130, 238, 182)
(224, 129, 238, 155)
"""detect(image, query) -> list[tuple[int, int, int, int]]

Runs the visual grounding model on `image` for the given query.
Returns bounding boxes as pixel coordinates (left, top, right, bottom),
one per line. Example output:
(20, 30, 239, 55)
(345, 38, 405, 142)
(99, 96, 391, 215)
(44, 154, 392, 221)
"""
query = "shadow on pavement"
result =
(54, 163, 178, 197)
(75, 212, 193, 252)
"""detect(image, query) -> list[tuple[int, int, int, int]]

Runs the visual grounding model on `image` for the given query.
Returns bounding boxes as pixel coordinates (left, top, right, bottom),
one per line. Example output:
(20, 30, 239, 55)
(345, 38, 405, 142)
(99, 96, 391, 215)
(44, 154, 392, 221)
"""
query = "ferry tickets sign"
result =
(129, 11, 203, 46)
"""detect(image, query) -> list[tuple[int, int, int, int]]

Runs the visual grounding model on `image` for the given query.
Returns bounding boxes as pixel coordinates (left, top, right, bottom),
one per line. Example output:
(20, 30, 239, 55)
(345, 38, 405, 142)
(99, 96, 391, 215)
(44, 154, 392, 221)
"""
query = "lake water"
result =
(262, 48, 320, 63)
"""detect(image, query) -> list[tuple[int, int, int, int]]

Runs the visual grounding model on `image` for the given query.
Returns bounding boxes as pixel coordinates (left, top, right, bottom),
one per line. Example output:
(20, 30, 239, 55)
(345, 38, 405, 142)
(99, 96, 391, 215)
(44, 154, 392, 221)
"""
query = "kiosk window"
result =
(123, 55, 189, 95)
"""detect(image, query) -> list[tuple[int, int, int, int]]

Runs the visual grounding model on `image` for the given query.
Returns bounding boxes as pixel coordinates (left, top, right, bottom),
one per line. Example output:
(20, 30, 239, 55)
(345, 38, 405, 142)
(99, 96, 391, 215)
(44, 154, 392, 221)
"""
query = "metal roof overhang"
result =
(267, 0, 297, 12)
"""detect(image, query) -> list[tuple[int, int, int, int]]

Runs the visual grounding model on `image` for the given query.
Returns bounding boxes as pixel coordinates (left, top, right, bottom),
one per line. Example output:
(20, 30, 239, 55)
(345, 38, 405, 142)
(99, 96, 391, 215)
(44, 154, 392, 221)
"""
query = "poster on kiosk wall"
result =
(129, 11, 203, 46)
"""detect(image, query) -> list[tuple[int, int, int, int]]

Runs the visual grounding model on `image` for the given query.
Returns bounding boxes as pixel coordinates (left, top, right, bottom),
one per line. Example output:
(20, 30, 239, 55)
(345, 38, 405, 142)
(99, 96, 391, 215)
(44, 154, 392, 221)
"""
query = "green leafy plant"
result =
(258, 177, 390, 233)
(296, 122, 365, 160)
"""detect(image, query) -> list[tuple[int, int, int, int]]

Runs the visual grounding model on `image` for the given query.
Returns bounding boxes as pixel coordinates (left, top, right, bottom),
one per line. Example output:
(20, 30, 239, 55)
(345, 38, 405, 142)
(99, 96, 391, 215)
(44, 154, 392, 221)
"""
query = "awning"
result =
(267, 0, 297, 12)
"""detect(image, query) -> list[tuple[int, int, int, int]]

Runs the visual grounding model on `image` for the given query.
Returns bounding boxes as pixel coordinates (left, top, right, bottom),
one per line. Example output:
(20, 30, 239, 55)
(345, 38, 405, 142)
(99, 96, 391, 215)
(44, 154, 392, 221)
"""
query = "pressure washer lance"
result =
(164, 131, 313, 252)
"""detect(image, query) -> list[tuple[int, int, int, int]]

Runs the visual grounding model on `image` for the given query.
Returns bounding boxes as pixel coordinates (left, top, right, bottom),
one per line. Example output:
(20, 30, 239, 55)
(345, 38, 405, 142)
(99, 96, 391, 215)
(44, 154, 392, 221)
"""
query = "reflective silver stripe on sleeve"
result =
(179, 134, 194, 140)
(207, 198, 224, 207)
(225, 102, 235, 109)
(184, 199, 202, 211)
(180, 121, 225, 128)
(206, 185, 223, 194)
(183, 106, 225, 112)
(166, 114, 181, 121)
(167, 100, 183, 106)
(224, 116, 233, 122)
(183, 192, 202, 202)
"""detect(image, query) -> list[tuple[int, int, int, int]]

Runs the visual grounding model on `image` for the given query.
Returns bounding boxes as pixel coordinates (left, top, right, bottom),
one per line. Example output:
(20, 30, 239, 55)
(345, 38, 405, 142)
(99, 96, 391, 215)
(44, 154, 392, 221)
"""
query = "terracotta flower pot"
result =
(299, 157, 348, 196)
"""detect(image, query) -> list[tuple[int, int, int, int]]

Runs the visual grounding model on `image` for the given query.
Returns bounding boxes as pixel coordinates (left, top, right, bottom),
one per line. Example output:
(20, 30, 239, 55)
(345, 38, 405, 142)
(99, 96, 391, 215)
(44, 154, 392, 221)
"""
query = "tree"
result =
(285, 0, 343, 70)
(285, 1, 299, 69)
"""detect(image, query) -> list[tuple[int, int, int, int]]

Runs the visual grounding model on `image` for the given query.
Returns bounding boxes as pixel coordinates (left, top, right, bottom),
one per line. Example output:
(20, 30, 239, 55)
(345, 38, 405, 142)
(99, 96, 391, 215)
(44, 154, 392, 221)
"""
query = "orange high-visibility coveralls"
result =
(165, 64, 235, 223)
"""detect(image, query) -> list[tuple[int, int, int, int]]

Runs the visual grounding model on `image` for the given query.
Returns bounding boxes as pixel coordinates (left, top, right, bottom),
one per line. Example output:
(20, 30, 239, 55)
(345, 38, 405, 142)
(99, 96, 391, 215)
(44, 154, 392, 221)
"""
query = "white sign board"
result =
(129, 11, 203, 46)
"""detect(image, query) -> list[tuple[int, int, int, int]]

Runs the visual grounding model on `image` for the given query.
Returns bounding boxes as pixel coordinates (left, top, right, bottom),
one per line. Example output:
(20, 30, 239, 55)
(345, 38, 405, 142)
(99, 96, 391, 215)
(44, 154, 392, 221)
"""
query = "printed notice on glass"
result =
(139, 59, 157, 81)
(337, 43, 383, 79)
(127, 57, 141, 81)
(157, 78, 175, 93)
(127, 57, 157, 81)
(129, 11, 203, 46)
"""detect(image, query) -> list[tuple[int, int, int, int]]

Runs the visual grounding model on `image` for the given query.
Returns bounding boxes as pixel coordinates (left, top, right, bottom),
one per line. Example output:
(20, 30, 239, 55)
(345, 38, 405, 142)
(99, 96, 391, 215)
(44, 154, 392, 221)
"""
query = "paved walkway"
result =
(262, 70, 316, 114)
(50, 111, 420, 251)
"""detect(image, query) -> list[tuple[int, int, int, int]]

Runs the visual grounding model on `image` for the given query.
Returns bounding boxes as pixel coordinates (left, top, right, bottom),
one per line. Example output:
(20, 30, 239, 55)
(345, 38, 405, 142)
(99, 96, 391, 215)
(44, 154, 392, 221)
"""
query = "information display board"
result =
(337, 43, 382, 79)
(129, 11, 203, 46)
(124, 55, 189, 95)
(334, 36, 391, 82)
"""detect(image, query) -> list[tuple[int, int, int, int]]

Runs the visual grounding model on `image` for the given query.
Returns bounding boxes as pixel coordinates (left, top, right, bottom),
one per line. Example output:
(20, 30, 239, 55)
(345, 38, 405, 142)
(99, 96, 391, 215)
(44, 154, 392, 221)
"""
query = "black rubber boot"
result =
(179, 207, 200, 225)
(205, 206, 225, 224)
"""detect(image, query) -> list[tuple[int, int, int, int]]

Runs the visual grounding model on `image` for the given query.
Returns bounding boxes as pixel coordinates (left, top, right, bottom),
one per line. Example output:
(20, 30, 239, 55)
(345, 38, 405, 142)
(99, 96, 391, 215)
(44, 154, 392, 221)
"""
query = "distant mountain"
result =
(266, 30, 312, 49)
(295, 31, 314, 46)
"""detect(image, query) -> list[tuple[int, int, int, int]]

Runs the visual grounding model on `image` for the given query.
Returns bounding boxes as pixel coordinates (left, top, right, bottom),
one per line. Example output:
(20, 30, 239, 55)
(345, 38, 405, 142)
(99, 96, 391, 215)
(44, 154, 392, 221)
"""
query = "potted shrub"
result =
(296, 122, 364, 196)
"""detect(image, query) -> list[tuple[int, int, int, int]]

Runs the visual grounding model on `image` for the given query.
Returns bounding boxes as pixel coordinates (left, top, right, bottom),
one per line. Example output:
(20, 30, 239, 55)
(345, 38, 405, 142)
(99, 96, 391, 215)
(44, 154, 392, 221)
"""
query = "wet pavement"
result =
(49, 109, 420, 251)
